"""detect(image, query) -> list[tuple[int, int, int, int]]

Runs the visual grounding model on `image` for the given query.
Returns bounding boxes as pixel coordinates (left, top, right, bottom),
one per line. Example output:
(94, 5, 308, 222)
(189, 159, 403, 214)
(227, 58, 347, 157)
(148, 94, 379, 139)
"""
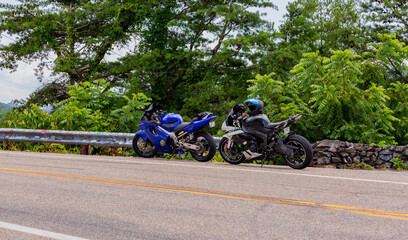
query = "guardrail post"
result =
(81, 145, 90, 155)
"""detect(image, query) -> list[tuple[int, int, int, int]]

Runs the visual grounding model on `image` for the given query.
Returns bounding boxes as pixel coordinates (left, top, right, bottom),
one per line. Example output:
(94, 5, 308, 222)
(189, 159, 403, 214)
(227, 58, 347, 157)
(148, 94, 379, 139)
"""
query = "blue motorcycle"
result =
(133, 103, 217, 162)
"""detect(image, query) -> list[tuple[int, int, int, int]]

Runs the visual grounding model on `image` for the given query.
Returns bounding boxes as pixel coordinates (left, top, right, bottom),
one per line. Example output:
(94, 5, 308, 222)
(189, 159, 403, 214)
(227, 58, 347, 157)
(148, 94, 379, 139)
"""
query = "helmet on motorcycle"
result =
(244, 98, 264, 116)
(232, 103, 246, 115)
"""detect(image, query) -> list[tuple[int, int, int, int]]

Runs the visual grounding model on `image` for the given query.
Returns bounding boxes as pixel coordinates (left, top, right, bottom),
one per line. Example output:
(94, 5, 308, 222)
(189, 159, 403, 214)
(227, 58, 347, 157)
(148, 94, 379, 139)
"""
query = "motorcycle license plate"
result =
(283, 127, 290, 134)
(209, 121, 215, 128)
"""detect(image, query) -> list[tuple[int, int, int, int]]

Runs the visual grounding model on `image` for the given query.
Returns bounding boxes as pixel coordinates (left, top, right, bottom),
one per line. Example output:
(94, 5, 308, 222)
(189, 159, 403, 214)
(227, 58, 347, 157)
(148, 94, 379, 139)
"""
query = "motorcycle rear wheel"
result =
(132, 134, 157, 158)
(219, 137, 245, 164)
(282, 134, 313, 169)
(190, 131, 216, 162)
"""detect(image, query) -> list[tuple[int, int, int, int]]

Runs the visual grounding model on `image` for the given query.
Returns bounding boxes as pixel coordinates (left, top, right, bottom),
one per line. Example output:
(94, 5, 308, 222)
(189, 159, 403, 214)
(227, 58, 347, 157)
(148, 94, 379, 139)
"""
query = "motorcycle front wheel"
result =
(219, 137, 245, 165)
(283, 134, 313, 169)
(190, 131, 216, 162)
(132, 134, 157, 158)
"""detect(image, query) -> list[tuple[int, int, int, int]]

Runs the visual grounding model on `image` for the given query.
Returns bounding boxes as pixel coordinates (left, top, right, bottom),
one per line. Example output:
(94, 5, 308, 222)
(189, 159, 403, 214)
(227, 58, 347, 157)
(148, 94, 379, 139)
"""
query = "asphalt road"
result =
(1, 150, 408, 240)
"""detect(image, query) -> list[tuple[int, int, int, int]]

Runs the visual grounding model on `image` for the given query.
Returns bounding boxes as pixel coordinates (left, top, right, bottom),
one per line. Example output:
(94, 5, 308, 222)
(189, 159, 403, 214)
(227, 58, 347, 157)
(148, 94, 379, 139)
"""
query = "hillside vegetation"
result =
(0, 0, 407, 146)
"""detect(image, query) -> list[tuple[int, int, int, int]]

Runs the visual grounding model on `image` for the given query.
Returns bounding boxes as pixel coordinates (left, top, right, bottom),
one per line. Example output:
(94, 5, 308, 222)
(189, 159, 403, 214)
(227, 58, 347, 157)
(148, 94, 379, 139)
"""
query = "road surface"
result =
(1, 150, 408, 239)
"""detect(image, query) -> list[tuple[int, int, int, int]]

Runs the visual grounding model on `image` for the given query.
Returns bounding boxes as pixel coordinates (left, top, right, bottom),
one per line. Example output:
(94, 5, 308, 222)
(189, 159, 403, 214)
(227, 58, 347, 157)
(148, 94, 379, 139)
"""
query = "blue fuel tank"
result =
(161, 113, 183, 131)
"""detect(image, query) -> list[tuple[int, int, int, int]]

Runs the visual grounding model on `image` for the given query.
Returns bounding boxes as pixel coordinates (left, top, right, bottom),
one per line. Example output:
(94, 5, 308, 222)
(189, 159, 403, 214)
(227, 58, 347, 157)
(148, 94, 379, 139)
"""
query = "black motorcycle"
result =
(219, 100, 313, 169)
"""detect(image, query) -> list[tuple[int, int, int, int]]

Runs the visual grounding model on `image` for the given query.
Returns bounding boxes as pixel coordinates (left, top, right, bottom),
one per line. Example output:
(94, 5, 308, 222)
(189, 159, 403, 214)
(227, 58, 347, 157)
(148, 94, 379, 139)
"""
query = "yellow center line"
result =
(2, 167, 408, 221)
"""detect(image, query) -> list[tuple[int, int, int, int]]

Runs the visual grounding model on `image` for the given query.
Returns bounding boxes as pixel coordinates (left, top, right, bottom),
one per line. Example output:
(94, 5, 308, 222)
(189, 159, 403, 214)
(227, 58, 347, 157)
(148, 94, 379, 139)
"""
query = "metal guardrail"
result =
(0, 128, 134, 147)
(0, 128, 221, 149)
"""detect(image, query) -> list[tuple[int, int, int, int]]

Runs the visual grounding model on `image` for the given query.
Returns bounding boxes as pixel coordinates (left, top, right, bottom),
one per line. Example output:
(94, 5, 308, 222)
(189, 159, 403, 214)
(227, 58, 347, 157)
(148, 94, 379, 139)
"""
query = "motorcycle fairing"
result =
(161, 113, 183, 131)
(138, 121, 180, 154)
(182, 116, 216, 133)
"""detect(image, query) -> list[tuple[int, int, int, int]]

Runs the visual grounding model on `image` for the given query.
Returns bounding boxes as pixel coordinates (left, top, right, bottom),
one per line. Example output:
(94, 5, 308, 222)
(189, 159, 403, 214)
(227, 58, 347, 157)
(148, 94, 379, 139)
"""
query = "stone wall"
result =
(311, 140, 408, 169)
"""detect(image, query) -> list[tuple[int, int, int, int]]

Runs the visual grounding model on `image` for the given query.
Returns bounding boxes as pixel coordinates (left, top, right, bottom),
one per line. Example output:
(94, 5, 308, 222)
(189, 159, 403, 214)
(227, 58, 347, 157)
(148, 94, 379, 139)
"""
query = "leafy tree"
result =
(0, 0, 278, 121)
(247, 73, 312, 137)
(276, 49, 397, 144)
(0, 104, 53, 129)
(361, 0, 408, 43)
(0, 0, 155, 105)
(387, 82, 408, 145)
(258, 0, 367, 83)
(366, 33, 408, 84)
(110, 93, 151, 133)
(129, 0, 277, 115)
(53, 79, 150, 132)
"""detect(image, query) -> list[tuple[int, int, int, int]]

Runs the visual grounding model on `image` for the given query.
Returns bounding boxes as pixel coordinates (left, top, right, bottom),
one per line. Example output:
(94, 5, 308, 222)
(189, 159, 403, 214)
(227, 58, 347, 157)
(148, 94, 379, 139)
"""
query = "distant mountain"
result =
(0, 102, 18, 112)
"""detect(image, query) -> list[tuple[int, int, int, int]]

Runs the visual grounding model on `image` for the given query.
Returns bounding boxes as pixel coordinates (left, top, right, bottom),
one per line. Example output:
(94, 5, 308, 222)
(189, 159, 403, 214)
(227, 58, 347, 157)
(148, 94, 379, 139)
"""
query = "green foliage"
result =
(355, 161, 375, 170)
(247, 73, 312, 136)
(110, 93, 151, 133)
(255, 48, 400, 145)
(3, 0, 408, 153)
(361, 0, 408, 43)
(0, 104, 53, 129)
(1, 80, 150, 133)
(391, 157, 408, 171)
(367, 33, 408, 84)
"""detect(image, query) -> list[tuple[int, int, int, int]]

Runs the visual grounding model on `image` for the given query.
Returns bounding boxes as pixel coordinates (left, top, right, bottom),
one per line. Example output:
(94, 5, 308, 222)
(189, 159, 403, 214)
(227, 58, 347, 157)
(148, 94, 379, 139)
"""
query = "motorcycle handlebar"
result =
(287, 114, 302, 124)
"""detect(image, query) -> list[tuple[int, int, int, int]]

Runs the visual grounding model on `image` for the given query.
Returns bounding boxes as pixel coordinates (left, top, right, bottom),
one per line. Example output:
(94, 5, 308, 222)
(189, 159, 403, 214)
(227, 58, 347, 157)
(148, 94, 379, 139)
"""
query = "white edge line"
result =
(0, 221, 88, 240)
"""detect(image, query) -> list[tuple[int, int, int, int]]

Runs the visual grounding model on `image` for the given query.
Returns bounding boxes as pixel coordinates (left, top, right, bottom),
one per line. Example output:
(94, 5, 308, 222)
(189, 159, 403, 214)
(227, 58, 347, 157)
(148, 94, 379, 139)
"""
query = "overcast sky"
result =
(0, 0, 290, 103)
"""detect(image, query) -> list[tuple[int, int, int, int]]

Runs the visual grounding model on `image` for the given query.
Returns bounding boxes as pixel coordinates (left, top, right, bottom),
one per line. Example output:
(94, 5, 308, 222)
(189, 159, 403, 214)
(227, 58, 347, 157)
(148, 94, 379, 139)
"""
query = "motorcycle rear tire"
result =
(132, 134, 157, 158)
(190, 131, 216, 162)
(283, 134, 313, 169)
(219, 137, 245, 165)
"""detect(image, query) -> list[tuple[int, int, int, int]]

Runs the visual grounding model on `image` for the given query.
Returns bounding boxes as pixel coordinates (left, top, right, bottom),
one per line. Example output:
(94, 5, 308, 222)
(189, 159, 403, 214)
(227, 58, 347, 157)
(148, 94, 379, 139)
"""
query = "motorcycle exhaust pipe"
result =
(182, 143, 201, 151)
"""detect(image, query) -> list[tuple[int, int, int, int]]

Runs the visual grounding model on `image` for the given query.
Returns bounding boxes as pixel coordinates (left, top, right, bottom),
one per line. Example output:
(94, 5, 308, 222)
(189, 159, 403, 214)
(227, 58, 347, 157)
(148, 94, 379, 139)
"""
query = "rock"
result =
(340, 152, 349, 158)
(353, 156, 361, 163)
(393, 153, 401, 158)
(318, 151, 333, 158)
(366, 151, 374, 157)
(375, 159, 384, 165)
(385, 162, 392, 168)
(403, 149, 408, 156)
(375, 164, 386, 169)
(345, 142, 354, 148)
(314, 147, 329, 152)
(379, 155, 393, 161)
(395, 146, 405, 152)
(370, 155, 377, 161)
(354, 143, 364, 151)
(360, 151, 366, 156)
(344, 147, 356, 154)
(317, 157, 330, 165)
(328, 147, 337, 153)
(316, 140, 342, 149)
(332, 157, 341, 163)
(379, 149, 393, 155)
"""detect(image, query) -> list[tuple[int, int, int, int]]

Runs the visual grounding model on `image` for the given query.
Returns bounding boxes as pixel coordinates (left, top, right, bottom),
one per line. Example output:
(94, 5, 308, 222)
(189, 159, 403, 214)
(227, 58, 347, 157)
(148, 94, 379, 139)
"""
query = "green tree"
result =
(361, 0, 408, 43)
(366, 33, 408, 84)
(262, 0, 367, 81)
(0, 0, 155, 105)
(387, 82, 408, 145)
(247, 73, 312, 137)
(289, 50, 396, 144)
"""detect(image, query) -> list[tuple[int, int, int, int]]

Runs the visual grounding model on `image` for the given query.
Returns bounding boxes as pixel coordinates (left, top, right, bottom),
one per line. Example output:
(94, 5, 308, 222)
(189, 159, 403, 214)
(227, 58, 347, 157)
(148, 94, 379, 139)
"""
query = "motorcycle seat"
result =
(172, 122, 191, 133)
(265, 121, 286, 129)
